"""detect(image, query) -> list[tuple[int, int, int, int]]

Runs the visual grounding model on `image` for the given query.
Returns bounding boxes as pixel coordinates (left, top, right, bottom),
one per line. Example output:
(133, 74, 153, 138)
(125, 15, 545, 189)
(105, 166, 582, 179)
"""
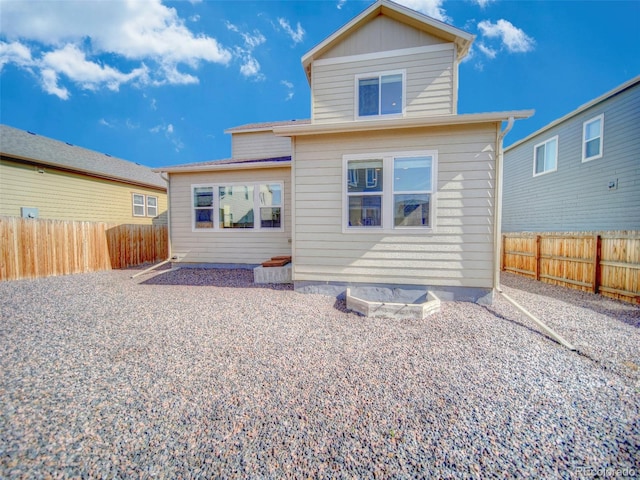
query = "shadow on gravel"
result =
(139, 268, 293, 291)
(500, 273, 640, 328)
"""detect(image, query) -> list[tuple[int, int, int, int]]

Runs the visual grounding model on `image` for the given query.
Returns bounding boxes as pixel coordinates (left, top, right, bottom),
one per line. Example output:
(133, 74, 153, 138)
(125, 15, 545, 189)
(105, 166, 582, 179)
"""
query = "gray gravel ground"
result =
(1, 268, 638, 479)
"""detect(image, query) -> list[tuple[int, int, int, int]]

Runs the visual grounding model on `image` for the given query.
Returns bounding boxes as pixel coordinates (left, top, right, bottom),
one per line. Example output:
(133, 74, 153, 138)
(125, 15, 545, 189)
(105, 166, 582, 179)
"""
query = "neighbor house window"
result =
(146, 196, 158, 217)
(356, 71, 404, 118)
(133, 193, 159, 218)
(533, 136, 558, 176)
(192, 182, 284, 231)
(582, 114, 603, 162)
(132, 194, 145, 217)
(344, 150, 436, 232)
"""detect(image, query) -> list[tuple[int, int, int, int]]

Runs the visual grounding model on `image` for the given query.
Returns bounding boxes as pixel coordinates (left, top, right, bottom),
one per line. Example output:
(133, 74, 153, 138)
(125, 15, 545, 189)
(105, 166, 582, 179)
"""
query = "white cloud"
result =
(395, 0, 450, 23)
(337, 0, 347, 9)
(281, 80, 294, 101)
(278, 18, 305, 44)
(477, 19, 535, 53)
(0, 0, 233, 98)
(99, 118, 113, 128)
(0, 41, 33, 70)
(40, 68, 69, 100)
(226, 21, 266, 80)
(41, 44, 146, 92)
(474, 0, 495, 8)
(476, 42, 497, 59)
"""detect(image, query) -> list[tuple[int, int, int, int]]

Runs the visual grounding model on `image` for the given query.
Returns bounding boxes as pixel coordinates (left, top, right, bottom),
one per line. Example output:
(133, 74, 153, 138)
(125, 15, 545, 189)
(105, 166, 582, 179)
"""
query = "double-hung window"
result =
(344, 150, 436, 232)
(356, 71, 404, 118)
(533, 136, 558, 176)
(133, 193, 159, 217)
(582, 114, 603, 162)
(192, 183, 283, 231)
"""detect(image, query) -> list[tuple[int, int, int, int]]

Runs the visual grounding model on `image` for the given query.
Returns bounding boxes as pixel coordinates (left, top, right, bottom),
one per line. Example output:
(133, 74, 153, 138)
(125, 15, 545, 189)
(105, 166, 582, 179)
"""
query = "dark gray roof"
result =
(0, 124, 166, 190)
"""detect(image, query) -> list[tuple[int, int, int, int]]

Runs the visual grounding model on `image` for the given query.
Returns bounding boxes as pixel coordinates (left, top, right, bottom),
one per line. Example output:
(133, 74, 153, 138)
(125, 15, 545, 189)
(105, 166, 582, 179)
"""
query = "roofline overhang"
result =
(1, 153, 167, 191)
(301, 0, 474, 84)
(154, 160, 291, 174)
(273, 111, 534, 137)
(505, 75, 640, 152)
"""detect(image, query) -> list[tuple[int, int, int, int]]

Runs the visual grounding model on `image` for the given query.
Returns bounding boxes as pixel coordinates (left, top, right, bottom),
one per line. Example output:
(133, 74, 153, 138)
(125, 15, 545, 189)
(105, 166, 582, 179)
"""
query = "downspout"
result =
(131, 171, 174, 279)
(493, 118, 576, 351)
(494, 117, 514, 292)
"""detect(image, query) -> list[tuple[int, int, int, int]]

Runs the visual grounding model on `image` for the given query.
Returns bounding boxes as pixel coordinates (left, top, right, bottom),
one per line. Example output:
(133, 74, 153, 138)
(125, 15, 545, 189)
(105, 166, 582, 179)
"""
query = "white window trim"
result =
(146, 195, 158, 217)
(191, 182, 284, 233)
(582, 113, 604, 163)
(354, 70, 406, 121)
(132, 193, 146, 217)
(342, 150, 437, 234)
(532, 135, 559, 177)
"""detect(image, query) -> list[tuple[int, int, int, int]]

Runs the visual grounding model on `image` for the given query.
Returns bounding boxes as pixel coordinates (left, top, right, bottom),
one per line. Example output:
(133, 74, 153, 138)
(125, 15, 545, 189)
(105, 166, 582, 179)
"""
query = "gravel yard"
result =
(1, 268, 638, 479)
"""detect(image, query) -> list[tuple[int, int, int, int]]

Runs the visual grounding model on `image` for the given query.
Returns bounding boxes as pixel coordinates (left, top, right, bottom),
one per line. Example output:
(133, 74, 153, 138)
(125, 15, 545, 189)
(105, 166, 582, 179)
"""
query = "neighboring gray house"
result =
(502, 76, 640, 232)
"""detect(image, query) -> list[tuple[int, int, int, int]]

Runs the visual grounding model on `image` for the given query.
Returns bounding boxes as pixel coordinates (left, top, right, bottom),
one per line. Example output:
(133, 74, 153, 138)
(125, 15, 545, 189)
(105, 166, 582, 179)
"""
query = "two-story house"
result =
(502, 75, 640, 233)
(156, 0, 532, 303)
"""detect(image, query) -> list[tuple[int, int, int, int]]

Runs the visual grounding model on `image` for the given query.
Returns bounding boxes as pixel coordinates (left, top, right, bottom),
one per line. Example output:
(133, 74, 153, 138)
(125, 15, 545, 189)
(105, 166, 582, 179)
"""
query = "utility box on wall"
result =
(21, 207, 39, 219)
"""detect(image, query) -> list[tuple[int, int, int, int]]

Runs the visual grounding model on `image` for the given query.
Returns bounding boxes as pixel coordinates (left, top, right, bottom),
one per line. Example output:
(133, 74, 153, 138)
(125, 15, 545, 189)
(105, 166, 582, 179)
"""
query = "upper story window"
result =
(193, 183, 283, 231)
(533, 136, 558, 177)
(582, 114, 604, 162)
(356, 71, 404, 118)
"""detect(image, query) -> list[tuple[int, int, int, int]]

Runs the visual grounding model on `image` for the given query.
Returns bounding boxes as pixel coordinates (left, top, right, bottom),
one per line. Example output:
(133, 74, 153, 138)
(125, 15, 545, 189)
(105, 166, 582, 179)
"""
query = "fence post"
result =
(592, 234, 601, 294)
(501, 234, 505, 271)
(535, 235, 541, 281)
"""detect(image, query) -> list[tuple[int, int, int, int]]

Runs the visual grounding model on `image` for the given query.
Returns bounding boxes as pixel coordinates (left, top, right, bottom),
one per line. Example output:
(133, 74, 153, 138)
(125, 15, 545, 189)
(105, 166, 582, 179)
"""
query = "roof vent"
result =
(27, 131, 36, 135)
(66, 142, 73, 146)
(104, 153, 112, 157)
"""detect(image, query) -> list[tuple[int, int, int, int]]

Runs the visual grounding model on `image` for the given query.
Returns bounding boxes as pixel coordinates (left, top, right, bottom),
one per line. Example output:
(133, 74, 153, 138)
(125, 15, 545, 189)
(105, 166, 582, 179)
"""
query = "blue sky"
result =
(1, 0, 639, 168)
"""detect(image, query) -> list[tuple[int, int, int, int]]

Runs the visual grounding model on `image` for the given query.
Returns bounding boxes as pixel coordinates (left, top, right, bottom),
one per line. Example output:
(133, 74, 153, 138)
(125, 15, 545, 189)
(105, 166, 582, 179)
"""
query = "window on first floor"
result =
(132, 193, 159, 217)
(344, 150, 435, 232)
(582, 114, 604, 162)
(356, 71, 404, 118)
(533, 136, 558, 176)
(192, 182, 283, 231)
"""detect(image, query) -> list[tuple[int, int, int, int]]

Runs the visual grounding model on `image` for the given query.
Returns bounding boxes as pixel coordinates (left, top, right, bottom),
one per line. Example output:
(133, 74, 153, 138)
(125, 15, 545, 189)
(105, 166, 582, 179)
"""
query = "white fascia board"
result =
(273, 111, 534, 137)
(154, 161, 291, 174)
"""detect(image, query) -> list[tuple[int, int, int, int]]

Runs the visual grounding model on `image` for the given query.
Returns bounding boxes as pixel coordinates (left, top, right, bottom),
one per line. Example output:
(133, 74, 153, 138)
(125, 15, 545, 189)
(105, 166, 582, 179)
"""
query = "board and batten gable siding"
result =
(292, 123, 499, 287)
(0, 158, 167, 225)
(503, 83, 640, 232)
(312, 44, 456, 124)
(231, 131, 292, 160)
(320, 14, 447, 59)
(169, 167, 291, 264)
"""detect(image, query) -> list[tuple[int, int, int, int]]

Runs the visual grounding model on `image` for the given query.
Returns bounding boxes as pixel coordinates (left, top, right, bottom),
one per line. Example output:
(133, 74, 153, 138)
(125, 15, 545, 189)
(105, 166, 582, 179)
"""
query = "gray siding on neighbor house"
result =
(502, 84, 640, 232)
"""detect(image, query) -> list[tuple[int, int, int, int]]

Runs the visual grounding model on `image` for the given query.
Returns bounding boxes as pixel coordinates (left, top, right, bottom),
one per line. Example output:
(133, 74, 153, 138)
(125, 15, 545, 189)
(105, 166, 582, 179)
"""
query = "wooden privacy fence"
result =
(502, 232, 640, 304)
(0, 216, 168, 281)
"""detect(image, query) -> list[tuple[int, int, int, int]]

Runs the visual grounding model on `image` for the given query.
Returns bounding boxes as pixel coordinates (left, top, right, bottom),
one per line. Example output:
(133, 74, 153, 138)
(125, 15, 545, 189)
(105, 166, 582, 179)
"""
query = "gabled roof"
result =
(225, 119, 310, 134)
(0, 124, 166, 190)
(506, 75, 640, 151)
(154, 156, 291, 174)
(302, 0, 474, 83)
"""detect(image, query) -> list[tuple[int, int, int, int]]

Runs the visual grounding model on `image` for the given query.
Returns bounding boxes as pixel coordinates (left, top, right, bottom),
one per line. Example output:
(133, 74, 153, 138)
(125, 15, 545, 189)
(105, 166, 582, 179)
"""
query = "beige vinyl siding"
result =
(231, 131, 292, 159)
(292, 123, 498, 287)
(0, 159, 167, 225)
(169, 167, 291, 264)
(312, 45, 455, 123)
(321, 15, 446, 59)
